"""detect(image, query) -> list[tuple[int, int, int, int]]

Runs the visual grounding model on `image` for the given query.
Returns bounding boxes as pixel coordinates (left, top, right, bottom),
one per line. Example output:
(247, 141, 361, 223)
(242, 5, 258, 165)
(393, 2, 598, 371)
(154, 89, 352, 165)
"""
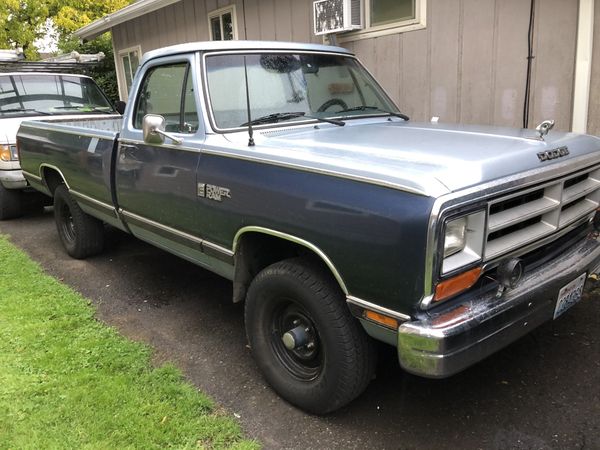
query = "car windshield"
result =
(0, 74, 115, 117)
(205, 52, 400, 129)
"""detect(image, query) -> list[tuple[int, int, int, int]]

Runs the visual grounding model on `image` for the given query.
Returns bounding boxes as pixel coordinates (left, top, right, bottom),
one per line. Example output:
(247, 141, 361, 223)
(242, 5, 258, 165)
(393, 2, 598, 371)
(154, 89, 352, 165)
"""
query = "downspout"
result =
(572, 0, 595, 133)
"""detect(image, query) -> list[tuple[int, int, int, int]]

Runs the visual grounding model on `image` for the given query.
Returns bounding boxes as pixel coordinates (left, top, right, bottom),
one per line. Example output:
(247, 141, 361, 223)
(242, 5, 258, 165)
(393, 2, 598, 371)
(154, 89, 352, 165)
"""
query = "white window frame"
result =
(117, 45, 142, 100)
(338, 0, 426, 43)
(207, 5, 239, 41)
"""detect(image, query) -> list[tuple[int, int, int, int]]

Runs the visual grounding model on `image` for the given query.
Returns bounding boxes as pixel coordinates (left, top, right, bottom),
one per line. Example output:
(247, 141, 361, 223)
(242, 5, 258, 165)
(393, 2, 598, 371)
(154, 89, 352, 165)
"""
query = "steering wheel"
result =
(317, 98, 348, 113)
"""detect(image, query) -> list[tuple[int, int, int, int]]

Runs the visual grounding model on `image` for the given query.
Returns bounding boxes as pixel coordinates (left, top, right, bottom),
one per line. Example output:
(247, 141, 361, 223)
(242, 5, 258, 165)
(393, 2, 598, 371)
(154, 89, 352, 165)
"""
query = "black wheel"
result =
(317, 98, 348, 113)
(0, 183, 23, 220)
(245, 258, 376, 414)
(53, 184, 104, 259)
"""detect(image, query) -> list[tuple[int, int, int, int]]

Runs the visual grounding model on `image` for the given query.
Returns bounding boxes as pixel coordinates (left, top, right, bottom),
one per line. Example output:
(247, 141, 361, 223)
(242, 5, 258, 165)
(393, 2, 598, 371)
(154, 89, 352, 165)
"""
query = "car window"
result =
(0, 74, 115, 117)
(205, 53, 399, 129)
(134, 63, 198, 134)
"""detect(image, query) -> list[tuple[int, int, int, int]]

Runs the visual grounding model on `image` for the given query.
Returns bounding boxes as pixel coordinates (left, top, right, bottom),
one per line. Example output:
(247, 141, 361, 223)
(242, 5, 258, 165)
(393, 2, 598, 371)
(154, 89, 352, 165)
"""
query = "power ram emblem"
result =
(197, 183, 231, 201)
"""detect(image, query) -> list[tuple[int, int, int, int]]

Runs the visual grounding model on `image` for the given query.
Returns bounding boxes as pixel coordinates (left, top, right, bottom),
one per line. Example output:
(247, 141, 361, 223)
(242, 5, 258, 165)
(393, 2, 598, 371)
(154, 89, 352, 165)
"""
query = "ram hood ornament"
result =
(536, 120, 555, 140)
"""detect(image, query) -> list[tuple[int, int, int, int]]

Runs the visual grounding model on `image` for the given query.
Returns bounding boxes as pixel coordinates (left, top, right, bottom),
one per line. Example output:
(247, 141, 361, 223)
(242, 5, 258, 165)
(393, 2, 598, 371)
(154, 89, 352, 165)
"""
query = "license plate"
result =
(553, 273, 587, 319)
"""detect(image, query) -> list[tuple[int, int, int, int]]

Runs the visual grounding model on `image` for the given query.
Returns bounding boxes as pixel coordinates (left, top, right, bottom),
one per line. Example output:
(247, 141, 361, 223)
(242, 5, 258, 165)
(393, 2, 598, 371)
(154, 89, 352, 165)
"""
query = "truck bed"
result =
(18, 116, 122, 229)
(21, 116, 123, 138)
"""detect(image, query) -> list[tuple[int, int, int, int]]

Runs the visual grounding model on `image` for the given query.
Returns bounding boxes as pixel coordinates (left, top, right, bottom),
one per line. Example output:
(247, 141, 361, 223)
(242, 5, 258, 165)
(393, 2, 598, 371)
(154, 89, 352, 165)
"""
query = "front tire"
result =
(245, 258, 376, 414)
(54, 185, 104, 259)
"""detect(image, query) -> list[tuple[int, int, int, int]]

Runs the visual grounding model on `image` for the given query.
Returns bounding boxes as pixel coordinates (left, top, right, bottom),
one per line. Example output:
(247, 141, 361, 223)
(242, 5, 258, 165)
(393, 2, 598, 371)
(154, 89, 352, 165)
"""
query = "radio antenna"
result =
(243, 55, 255, 147)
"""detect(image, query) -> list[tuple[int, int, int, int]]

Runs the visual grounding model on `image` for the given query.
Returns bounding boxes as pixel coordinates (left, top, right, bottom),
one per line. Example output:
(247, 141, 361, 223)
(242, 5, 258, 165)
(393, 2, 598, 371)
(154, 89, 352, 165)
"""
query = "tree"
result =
(61, 35, 120, 102)
(0, 0, 130, 60)
(53, 0, 130, 41)
(1, 0, 131, 102)
(0, 0, 52, 59)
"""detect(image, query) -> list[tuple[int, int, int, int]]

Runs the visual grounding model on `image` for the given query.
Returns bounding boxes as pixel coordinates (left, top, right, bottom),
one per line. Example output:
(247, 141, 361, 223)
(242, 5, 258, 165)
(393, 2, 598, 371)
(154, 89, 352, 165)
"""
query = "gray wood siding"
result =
(112, 0, 581, 132)
(113, 0, 319, 51)
(345, 0, 578, 130)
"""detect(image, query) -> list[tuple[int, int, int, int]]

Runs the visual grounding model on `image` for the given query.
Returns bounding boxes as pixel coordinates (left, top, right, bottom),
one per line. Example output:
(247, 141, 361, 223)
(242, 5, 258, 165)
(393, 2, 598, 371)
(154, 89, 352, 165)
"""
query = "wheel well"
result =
(233, 232, 344, 303)
(42, 168, 65, 195)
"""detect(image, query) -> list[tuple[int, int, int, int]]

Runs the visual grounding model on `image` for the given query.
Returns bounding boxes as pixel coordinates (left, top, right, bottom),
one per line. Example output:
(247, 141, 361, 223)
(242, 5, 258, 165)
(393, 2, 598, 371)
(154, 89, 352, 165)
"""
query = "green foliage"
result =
(0, 235, 259, 450)
(0, 0, 129, 59)
(61, 34, 120, 102)
(0, 1, 131, 102)
(0, 0, 51, 59)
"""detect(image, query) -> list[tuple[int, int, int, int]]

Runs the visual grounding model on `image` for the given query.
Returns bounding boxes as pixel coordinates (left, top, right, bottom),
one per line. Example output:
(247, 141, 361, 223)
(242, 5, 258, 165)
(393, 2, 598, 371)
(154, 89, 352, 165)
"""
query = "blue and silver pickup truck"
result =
(17, 41, 600, 414)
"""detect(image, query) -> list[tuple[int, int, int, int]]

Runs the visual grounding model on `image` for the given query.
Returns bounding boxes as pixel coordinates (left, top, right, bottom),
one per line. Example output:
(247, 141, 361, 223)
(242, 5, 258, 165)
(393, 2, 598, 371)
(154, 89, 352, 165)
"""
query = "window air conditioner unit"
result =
(313, 0, 363, 36)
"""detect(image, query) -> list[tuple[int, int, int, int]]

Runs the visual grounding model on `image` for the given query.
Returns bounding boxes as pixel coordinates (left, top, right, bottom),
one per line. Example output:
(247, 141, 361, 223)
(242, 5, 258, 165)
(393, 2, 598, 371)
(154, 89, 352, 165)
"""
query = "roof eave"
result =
(75, 0, 183, 41)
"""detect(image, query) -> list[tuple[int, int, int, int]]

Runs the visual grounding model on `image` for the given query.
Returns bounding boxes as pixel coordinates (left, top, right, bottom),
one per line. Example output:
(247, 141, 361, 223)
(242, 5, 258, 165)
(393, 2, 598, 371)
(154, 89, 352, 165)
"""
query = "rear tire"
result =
(245, 258, 376, 414)
(0, 183, 23, 220)
(54, 185, 104, 259)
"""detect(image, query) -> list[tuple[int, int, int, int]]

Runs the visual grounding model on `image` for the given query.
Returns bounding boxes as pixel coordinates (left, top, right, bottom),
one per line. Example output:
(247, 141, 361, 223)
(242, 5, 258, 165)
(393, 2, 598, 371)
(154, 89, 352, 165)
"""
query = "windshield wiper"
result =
(241, 111, 344, 127)
(337, 106, 410, 121)
(52, 106, 115, 114)
(0, 107, 51, 116)
(241, 112, 305, 126)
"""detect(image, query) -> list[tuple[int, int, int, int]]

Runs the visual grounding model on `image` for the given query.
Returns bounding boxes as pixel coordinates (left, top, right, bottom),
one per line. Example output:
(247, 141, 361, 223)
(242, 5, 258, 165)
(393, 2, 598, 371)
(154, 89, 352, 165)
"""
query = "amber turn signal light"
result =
(363, 310, 399, 329)
(434, 266, 482, 302)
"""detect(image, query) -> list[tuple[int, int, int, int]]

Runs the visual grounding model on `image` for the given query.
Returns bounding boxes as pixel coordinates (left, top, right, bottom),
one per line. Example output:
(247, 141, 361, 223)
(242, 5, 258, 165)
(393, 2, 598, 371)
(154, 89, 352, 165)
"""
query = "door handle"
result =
(119, 143, 139, 161)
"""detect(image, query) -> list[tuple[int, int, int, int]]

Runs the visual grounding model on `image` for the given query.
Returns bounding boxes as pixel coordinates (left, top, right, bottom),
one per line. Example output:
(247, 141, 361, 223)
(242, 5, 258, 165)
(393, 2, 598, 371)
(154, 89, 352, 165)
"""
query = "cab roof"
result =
(141, 40, 353, 66)
(0, 72, 91, 78)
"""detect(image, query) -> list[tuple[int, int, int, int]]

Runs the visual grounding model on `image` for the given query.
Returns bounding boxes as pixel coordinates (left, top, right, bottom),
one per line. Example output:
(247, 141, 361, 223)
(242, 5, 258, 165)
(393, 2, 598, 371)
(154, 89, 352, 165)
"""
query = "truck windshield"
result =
(0, 74, 115, 117)
(205, 52, 400, 129)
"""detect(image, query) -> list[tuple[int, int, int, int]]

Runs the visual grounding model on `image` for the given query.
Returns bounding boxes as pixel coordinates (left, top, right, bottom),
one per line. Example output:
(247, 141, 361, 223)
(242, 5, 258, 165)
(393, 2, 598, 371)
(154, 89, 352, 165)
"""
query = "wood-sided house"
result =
(75, 0, 600, 134)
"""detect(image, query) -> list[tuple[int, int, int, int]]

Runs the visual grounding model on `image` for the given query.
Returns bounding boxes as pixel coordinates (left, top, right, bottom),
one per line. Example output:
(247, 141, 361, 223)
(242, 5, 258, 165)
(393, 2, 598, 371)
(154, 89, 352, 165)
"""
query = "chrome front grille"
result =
(485, 166, 600, 260)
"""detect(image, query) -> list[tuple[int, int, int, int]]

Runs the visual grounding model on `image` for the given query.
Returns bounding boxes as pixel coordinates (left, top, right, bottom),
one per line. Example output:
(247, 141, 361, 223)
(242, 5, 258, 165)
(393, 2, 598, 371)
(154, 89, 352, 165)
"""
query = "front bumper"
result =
(0, 169, 27, 189)
(397, 231, 600, 378)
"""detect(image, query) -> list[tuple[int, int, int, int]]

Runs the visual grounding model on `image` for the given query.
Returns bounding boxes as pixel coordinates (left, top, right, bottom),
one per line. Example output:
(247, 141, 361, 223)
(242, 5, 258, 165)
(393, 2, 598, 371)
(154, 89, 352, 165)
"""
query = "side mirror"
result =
(143, 114, 165, 144)
(142, 114, 183, 145)
(114, 100, 126, 115)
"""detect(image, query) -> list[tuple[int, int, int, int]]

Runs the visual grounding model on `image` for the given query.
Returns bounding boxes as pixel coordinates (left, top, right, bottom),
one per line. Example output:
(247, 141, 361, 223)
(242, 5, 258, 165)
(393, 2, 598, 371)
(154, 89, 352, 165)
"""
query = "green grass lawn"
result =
(0, 235, 258, 450)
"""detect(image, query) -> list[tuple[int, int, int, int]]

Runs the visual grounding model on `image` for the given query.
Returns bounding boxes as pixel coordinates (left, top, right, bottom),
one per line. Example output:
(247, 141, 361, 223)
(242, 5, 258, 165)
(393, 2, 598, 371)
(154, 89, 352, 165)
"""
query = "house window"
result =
(338, 0, 426, 43)
(370, 0, 415, 27)
(118, 46, 141, 99)
(208, 6, 238, 41)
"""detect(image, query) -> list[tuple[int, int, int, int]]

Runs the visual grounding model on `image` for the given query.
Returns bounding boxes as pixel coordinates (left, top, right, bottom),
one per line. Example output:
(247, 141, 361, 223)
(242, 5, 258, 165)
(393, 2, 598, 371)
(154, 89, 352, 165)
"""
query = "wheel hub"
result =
(282, 324, 310, 350)
(270, 303, 322, 380)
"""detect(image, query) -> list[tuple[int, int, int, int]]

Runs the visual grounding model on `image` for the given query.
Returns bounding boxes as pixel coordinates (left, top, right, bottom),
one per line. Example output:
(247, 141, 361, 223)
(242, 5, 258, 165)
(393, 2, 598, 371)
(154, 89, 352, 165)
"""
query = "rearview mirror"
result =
(114, 100, 126, 115)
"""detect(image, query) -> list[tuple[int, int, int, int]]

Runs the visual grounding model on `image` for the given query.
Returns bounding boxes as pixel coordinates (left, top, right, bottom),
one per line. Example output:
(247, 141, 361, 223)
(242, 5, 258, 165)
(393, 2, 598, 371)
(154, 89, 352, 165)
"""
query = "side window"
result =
(134, 63, 198, 134)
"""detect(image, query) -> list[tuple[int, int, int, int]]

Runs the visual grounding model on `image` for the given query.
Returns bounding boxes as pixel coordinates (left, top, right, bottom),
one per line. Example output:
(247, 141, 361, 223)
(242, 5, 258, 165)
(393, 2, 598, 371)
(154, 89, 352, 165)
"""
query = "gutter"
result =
(74, 0, 184, 41)
(572, 0, 595, 133)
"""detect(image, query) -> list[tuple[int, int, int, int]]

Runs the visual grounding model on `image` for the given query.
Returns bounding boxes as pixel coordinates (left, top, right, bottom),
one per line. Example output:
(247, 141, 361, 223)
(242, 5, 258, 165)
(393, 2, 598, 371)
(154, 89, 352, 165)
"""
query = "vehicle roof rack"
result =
(0, 51, 105, 74)
(0, 48, 24, 62)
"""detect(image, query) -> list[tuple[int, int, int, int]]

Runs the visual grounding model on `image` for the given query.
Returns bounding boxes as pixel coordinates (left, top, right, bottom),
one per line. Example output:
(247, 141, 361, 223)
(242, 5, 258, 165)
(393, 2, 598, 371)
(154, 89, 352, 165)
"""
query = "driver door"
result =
(116, 54, 205, 249)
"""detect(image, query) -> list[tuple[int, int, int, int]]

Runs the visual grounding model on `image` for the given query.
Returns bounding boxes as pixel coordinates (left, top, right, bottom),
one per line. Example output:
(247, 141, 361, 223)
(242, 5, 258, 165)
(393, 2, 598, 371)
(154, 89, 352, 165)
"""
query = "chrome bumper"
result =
(397, 232, 600, 378)
(0, 169, 27, 189)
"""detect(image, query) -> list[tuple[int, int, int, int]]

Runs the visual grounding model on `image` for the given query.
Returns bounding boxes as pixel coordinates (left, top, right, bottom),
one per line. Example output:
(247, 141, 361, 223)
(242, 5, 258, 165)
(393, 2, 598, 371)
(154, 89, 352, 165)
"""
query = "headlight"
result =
(0, 144, 18, 162)
(441, 210, 486, 275)
(443, 217, 467, 257)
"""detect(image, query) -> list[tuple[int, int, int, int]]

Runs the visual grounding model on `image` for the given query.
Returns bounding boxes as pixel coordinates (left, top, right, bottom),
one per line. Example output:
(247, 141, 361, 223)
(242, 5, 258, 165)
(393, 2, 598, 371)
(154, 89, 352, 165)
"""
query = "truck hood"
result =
(239, 119, 600, 197)
(1, 113, 119, 145)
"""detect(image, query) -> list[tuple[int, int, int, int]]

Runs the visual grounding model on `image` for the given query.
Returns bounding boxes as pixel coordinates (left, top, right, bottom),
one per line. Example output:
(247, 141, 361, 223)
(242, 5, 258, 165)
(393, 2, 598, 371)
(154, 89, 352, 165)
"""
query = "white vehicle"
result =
(0, 72, 120, 219)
